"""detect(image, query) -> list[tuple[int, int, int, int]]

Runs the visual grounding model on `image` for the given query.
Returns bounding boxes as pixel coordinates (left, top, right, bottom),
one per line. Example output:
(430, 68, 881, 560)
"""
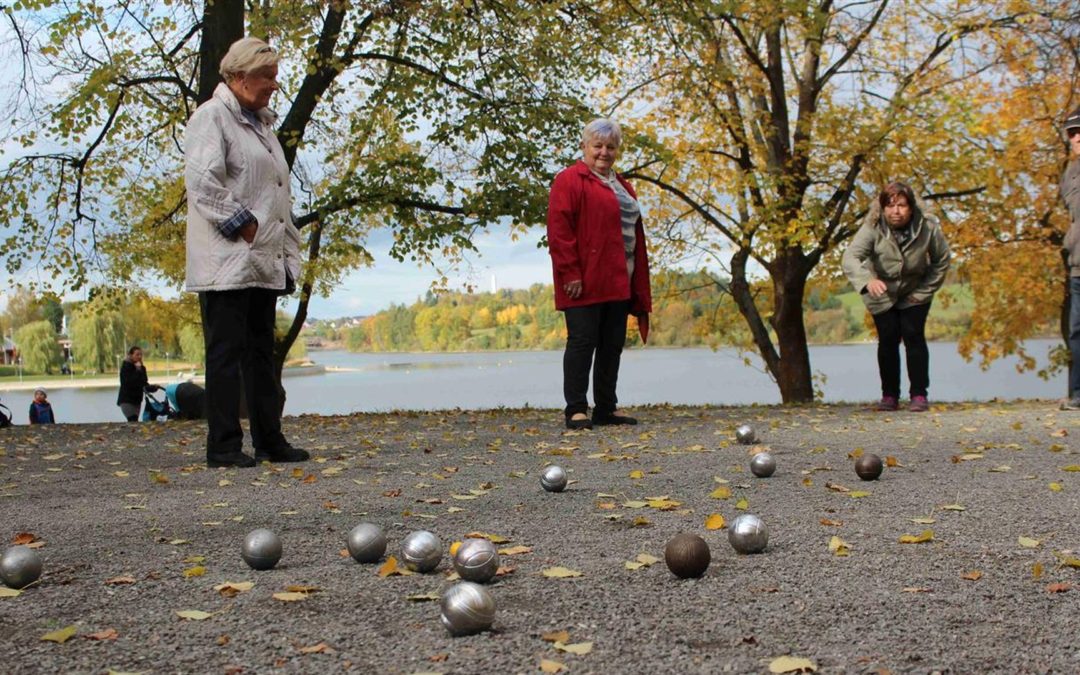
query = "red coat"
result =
(547, 161, 652, 321)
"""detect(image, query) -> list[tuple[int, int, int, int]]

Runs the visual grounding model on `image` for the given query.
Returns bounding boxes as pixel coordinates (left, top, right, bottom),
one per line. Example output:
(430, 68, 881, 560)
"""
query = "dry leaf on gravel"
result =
(40, 625, 77, 643)
(104, 576, 136, 586)
(1047, 583, 1073, 593)
(961, 570, 983, 581)
(406, 593, 440, 602)
(176, 610, 213, 621)
(1018, 537, 1040, 548)
(899, 530, 934, 544)
(0, 588, 21, 598)
(542, 566, 583, 578)
(298, 642, 334, 654)
(705, 514, 725, 530)
(829, 536, 850, 557)
(709, 486, 732, 499)
(214, 582, 254, 597)
(769, 655, 817, 673)
(182, 566, 206, 578)
(498, 545, 532, 555)
(553, 641, 593, 655)
(272, 592, 309, 602)
(84, 628, 119, 641)
(542, 630, 570, 643)
(378, 556, 413, 577)
(540, 659, 566, 673)
(940, 504, 965, 511)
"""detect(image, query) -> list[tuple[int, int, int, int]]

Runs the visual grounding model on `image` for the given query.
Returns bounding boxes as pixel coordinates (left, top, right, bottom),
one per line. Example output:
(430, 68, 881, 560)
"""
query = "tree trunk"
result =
(770, 256, 815, 403)
(197, 0, 245, 104)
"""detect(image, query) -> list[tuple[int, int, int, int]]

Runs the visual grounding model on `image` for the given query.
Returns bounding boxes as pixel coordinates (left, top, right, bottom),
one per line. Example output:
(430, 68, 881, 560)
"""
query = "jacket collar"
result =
(212, 81, 278, 127)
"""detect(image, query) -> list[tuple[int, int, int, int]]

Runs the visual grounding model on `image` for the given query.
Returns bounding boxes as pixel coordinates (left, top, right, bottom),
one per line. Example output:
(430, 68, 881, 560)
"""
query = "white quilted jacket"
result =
(184, 83, 301, 292)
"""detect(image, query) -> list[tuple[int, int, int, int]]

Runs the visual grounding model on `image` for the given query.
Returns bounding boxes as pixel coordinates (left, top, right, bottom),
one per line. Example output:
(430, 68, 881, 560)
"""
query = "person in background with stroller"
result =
(117, 346, 159, 422)
(29, 389, 55, 424)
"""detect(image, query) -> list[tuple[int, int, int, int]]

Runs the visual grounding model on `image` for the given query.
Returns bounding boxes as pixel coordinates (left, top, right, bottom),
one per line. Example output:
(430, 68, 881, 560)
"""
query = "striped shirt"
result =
(592, 170, 639, 277)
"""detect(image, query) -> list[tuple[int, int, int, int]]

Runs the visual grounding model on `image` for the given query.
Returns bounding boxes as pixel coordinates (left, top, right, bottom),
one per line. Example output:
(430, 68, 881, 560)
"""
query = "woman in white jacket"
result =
(185, 37, 307, 468)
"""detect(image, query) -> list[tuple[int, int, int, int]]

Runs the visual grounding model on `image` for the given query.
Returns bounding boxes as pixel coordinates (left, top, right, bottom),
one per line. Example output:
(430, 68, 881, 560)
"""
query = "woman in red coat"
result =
(547, 118, 651, 430)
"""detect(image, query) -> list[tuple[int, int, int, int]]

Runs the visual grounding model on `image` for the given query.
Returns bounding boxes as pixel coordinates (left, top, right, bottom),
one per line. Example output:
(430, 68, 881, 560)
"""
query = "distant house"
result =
(2, 337, 15, 365)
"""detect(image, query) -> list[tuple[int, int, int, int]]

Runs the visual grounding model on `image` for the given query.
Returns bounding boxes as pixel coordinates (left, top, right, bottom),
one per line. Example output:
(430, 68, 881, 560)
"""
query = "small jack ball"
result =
(664, 533, 711, 579)
(855, 453, 883, 481)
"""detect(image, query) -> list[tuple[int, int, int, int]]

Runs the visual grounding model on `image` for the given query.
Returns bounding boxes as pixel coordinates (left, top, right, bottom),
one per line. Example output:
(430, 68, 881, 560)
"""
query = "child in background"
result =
(29, 389, 55, 424)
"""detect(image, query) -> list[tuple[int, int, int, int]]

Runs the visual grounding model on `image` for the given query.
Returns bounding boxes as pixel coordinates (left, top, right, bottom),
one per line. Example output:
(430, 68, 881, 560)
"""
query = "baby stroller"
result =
(166, 382, 205, 420)
(142, 388, 177, 422)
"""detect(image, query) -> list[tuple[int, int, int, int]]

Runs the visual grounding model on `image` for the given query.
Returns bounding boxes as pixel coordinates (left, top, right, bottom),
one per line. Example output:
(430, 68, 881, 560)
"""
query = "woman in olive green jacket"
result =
(842, 182, 951, 412)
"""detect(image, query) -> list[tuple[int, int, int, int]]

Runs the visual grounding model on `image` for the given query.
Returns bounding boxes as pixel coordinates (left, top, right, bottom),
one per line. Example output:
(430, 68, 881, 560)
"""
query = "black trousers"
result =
(562, 300, 630, 418)
(872, 302, 932, 399)
(199, 288, 287, 459)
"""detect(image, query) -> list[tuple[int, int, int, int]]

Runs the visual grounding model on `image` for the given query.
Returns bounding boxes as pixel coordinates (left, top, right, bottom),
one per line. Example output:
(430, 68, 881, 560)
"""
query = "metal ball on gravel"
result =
(241, 529, 282, 570)
(453, 537, 500, 583)
(750, 452, 776, 478)
(664, 533, 711, 579)
(346, 523, 387, 564)
(440, 581, 496, 636)
(540, 465, 568, 493)
(855, 453, 884, 481)
(735, 424, 756, 444)
(728, 514, 769, 554)
(0, 545, 43, 589)
(401, 530, 442, 573)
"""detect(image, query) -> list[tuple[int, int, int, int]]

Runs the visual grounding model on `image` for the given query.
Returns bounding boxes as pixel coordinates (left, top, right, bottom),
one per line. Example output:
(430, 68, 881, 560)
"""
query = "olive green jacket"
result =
(841, 203, 952, 315)
(1061, 158, 1080, 277)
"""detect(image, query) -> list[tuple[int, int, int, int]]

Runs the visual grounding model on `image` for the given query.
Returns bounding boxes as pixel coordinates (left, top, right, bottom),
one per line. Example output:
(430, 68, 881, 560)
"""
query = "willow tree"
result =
(609, 1, 1045, 402)
(0, 1, 601, 378)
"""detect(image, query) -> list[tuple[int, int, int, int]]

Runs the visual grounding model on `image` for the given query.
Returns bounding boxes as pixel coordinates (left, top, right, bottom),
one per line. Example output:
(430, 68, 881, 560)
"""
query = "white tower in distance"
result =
(490, 271, 498, 294)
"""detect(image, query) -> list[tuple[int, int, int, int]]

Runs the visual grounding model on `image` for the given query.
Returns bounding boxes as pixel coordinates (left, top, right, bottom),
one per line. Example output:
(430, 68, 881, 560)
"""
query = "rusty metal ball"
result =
(0, 545, 42, 589)
(855, 453, 883, 481)
(401, 530, 442, 572)
(735, 424, 756, 444)
(750, 452, 776, 478)
(453, 537, 500, 583)
(346, 523, 387, 564)
(241, 529, 282, 570)
(664, 533, 711, 579)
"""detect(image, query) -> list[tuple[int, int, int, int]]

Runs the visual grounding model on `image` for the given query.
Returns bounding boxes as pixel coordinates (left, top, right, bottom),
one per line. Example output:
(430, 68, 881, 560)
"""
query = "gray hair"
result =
(219, 37, 280, 82)
(582, 118, 622, 148)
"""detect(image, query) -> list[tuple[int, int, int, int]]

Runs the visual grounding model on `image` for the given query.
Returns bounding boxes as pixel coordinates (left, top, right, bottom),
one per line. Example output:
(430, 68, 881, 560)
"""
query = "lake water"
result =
(5, 340, 1068, 425)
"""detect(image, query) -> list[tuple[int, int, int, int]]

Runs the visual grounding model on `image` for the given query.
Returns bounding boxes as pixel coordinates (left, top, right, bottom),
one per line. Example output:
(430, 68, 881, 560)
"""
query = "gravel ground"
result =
(1, 401, 1079, 674)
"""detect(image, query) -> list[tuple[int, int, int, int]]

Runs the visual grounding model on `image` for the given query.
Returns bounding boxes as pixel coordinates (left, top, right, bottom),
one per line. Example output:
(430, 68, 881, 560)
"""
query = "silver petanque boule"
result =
(0, 545, 43, 589)
(440, 581, 496, 636)
(346, 523, 387, 564)
(453, 537, 500, 583)
(540, 465, 568, 492)
(728, 513, 769, 554)
(241, 528, 282, 570)
(735, 424, 756, 444)
(401, 530, 442, 572)
(750, 452, 776, 478)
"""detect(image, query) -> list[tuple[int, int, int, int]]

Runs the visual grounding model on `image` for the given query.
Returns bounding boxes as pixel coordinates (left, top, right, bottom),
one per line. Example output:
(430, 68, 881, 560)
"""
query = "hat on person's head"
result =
(1065, 106, 1080, 133)
(33, 388, 46, 397)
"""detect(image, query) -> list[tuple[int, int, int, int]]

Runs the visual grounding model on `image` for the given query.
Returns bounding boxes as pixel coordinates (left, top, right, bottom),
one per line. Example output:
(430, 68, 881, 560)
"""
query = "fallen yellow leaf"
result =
(0, 588, 21, 598)
(940, 504, 965, 511)
(542, 566, 583, 579)
(498, 545, 533, 556)
(709, 486, 732, 499)
(899, 530, 934, 544)
(182, 566, 206, 578)
(176, 610, 213, 621)
(1033, 561, 1044, 579)
(735, 498, 749, 510)
(848, 491, 870, 498)
(705, 514, 725, 530)
(629, 470, 644, 479)
(40, 625, 77, 643)
(541, 630, 570, 643)
(1049, 482, 1064, 492)
(553, 640, 593, 655)
(769, 655, 817, 673)
(1018, 536, 1040, 548)
(214, 582, 254, 597)
(540, 659, 566, 673)
(961, 570, 983, 581)
(829, 536, 850, 557)
(272, 592, 308, 602)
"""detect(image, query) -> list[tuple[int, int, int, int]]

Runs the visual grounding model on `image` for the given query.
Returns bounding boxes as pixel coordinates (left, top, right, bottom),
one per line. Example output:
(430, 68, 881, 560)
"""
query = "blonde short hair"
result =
(219, 37, 280, 82)
(581, 118, 622, 147)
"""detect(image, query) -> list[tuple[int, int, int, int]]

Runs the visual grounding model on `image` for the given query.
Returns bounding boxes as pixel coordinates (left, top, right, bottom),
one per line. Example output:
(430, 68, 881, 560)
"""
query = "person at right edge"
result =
(547, 117, 652, 430)
(842, 182, 951, 413)
(1060, 106, 1080, 411)
(184, 37, 308, 467)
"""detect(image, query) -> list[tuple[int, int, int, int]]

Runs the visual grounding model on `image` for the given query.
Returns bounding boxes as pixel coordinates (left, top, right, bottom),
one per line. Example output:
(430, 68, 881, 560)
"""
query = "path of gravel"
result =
(1, 402, 1079, 674)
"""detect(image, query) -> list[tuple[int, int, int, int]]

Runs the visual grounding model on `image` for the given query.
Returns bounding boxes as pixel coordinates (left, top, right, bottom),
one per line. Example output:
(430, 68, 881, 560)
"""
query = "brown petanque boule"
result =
(664, 533, 711, 579)
(855, 453, 884, 481)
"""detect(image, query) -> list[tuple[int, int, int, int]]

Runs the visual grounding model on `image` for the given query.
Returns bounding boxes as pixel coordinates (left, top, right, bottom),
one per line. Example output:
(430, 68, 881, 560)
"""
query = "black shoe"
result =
(207, 451, 257, 468)
(565, 416, 593, 430)
(255, 446, 311, 463)
(592, 413, 638, 426)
